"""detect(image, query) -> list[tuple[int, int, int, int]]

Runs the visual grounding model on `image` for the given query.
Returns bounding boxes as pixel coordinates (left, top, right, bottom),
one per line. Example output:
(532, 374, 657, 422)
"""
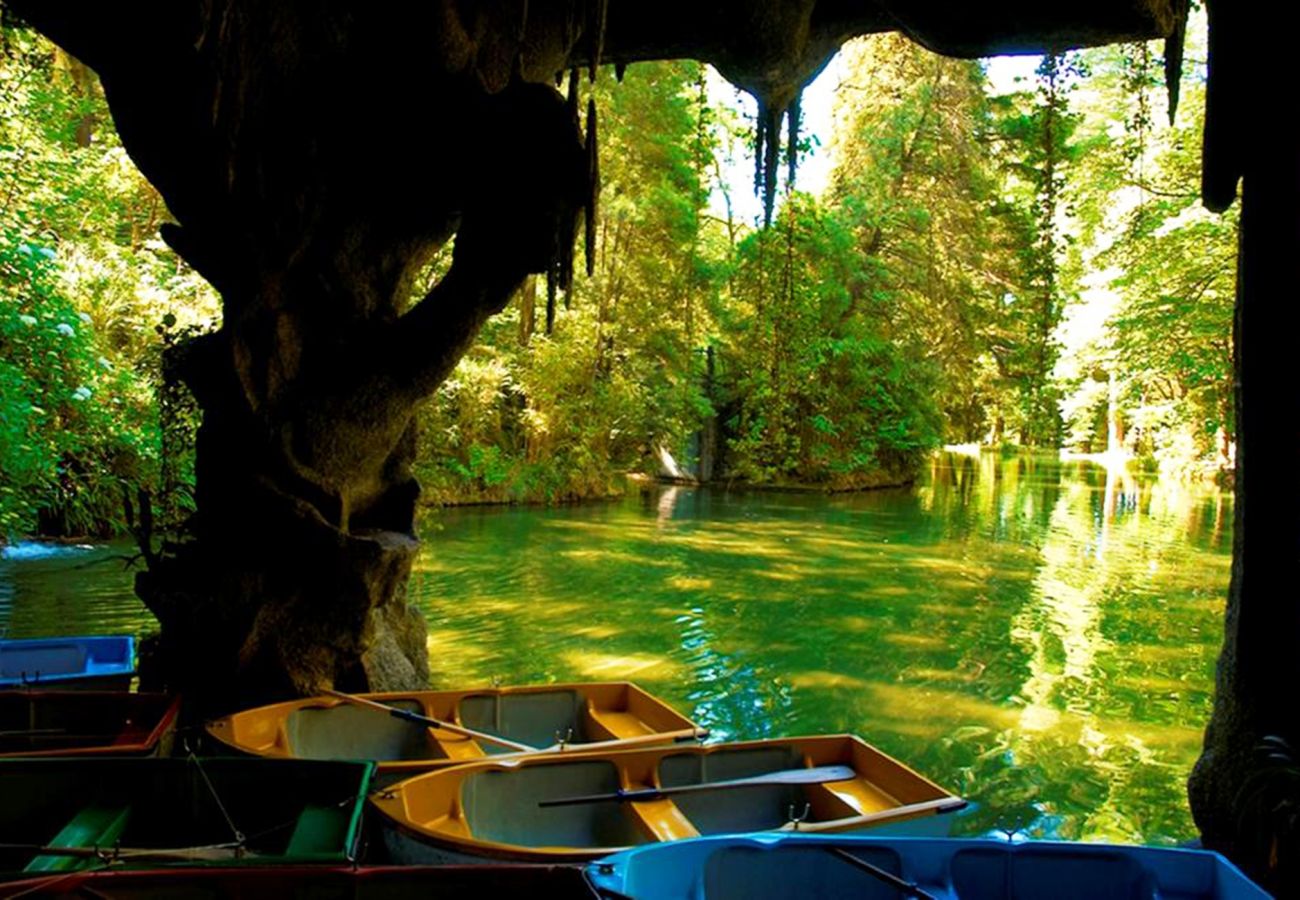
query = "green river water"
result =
(0, 451, 1231, 846)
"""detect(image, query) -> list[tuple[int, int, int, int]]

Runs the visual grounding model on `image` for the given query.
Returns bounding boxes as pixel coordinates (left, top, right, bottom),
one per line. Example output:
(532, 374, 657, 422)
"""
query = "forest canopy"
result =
(0, 11, 1232, 538)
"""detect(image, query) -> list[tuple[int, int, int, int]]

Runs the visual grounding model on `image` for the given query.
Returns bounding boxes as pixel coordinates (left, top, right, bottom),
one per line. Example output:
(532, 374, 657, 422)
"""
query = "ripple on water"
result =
(1, 454, 1232, 846)
(414, 454, 1231, 845)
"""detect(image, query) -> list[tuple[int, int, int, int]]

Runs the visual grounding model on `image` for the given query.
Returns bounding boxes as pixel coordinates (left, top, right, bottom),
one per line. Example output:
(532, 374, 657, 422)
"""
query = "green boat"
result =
(0, 757, 374, 879)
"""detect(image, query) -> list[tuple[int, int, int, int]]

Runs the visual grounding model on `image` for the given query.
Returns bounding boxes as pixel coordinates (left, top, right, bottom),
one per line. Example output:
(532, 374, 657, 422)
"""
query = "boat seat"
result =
(585, 708, 655, 740)
(284, 803, 347, 857)
(433, 731, 488, 762)
(25, 804, 131, 873)
(627, 797, 699, 842)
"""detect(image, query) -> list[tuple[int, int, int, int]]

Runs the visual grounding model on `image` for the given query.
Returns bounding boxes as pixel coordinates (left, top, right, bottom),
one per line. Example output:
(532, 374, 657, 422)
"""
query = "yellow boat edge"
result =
(367, 733, 966, 864)
(203, 681, 703, 774)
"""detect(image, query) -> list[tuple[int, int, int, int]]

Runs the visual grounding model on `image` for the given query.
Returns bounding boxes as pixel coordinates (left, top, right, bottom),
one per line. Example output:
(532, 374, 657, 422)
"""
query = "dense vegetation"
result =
(0, 14, 1233, 539)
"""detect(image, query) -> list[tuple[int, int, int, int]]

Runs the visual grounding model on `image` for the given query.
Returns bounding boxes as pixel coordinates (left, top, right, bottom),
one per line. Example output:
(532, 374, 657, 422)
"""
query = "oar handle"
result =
(543, 726, 710, 754)
(780, 795, 968, 832)
(321, 690, 534, 753)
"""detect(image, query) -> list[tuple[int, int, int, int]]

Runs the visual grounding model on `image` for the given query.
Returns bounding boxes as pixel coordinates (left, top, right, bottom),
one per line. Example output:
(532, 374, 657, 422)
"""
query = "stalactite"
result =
(786, 91, 802, 189)
(1164, 0, 1190, 124)
(566, 67, 580, 128)
(587, 0, 607, 81)
(556, 69, 580, 303)
(750, 98, 786, 227)
(559, 201, 575, 300)
(513, 0, 529, 76)
(585, 96, 599, 277)
(762, 103, 780, 226)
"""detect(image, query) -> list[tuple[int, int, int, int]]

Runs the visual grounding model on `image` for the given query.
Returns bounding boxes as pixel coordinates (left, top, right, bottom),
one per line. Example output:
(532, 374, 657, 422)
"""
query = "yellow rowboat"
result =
(369, 735, 966, 865)
(205, 683, 703, 784)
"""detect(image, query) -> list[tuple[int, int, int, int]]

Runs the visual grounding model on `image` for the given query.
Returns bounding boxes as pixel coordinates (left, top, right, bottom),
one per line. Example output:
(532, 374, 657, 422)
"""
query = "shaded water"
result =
(0, 452, 1231, 845)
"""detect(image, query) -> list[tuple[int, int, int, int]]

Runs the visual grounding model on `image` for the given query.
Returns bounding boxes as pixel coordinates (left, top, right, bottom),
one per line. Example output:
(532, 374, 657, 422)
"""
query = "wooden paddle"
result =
(0, 842, 248, 863)
(776, 795, 967, 832)
(321, 689, 534, 753)
(538, 764, 856, 807)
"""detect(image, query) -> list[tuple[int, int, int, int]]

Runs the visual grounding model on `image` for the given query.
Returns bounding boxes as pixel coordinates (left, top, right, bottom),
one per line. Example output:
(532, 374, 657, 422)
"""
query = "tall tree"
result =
(988, 52, 1088, 447)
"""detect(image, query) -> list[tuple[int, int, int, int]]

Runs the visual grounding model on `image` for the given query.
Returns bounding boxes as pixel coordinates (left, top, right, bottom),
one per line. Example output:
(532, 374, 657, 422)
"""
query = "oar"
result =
(776, 796, 968, 832)
(0, 842, 249, 863)
(538, 764, 856, 808)
(536, 726, 710, 755)
(321, 689, 534, 753)
(827, 847, 938, 900)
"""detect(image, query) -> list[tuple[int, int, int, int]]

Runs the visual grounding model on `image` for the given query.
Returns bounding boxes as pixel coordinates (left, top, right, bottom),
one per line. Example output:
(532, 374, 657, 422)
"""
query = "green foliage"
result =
(1058, 13, 1236, 480)
(983, 52, 1091, 447)
(415, 62, 718, 504)
(0, 24, 218, 539)
(0, 233, 154, 535)
(1, 15, 1236, 525)
(719, 194, 942, 483)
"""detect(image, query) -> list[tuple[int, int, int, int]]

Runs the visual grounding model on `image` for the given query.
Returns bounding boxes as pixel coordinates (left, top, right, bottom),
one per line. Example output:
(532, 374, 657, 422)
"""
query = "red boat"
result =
(0, 864, 598, 899)
(0, 692, 180, 759)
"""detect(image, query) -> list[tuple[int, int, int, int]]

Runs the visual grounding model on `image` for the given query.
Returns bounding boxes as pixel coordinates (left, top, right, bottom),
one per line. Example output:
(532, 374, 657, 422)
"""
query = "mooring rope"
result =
(186, 752, 245, 847)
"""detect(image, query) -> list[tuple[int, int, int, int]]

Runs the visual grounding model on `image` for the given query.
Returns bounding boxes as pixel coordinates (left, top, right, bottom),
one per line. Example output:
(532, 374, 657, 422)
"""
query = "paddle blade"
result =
(777, 765, 856, 785)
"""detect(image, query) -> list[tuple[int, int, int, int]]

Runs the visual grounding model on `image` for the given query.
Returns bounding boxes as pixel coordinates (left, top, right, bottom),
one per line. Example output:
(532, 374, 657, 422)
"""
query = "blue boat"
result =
(0, 635, 135, 690)
(586, 834, 1268, 899)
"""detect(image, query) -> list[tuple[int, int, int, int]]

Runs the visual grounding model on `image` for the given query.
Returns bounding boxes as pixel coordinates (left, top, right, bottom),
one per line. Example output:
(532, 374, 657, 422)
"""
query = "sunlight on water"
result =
(1, 451, 1230, 845)
(412, 452, 1230, 845)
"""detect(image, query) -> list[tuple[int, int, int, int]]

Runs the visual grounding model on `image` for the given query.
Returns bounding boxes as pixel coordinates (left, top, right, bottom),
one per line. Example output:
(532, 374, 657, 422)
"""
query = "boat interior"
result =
(285, 700, 445, 762)
(459, 688, 594, 751)
(695, 841, 1230, 900)
(274, 684, 689, 766)
(0, 636, 133, 686)
(0, 691, 176, 757)
(0, 759, 370, 874)
(443, 741, 934, 849)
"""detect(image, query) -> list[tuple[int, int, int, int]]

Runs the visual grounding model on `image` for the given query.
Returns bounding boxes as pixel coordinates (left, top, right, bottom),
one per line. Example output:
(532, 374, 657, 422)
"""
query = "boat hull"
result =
(0, 863, 598, 899)
(0, 757, 374, 881)
(0, 691, 179, 759)
(370, 734, 964, 865)
(0, 636, 135, 690)
(205, 681, 702, 785)
(585, 835, 1270, 900)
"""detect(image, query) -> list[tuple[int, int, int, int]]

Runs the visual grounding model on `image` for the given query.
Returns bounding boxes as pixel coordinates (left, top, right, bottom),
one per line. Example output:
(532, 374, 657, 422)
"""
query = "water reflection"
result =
(413, 451, 1228, 845)
(1, 451, 1230, 846)
(0, 543, 149, 639)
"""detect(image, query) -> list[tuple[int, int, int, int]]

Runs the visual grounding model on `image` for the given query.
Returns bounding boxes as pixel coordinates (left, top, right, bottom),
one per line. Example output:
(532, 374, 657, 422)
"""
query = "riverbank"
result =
(417, 465, 918, 510)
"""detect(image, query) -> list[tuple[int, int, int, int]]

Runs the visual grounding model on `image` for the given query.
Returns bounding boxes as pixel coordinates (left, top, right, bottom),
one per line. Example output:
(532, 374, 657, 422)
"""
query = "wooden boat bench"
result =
(627, 796, 700, 842)
(584, 707, 656, 740)
(25, 803, 131, 873)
